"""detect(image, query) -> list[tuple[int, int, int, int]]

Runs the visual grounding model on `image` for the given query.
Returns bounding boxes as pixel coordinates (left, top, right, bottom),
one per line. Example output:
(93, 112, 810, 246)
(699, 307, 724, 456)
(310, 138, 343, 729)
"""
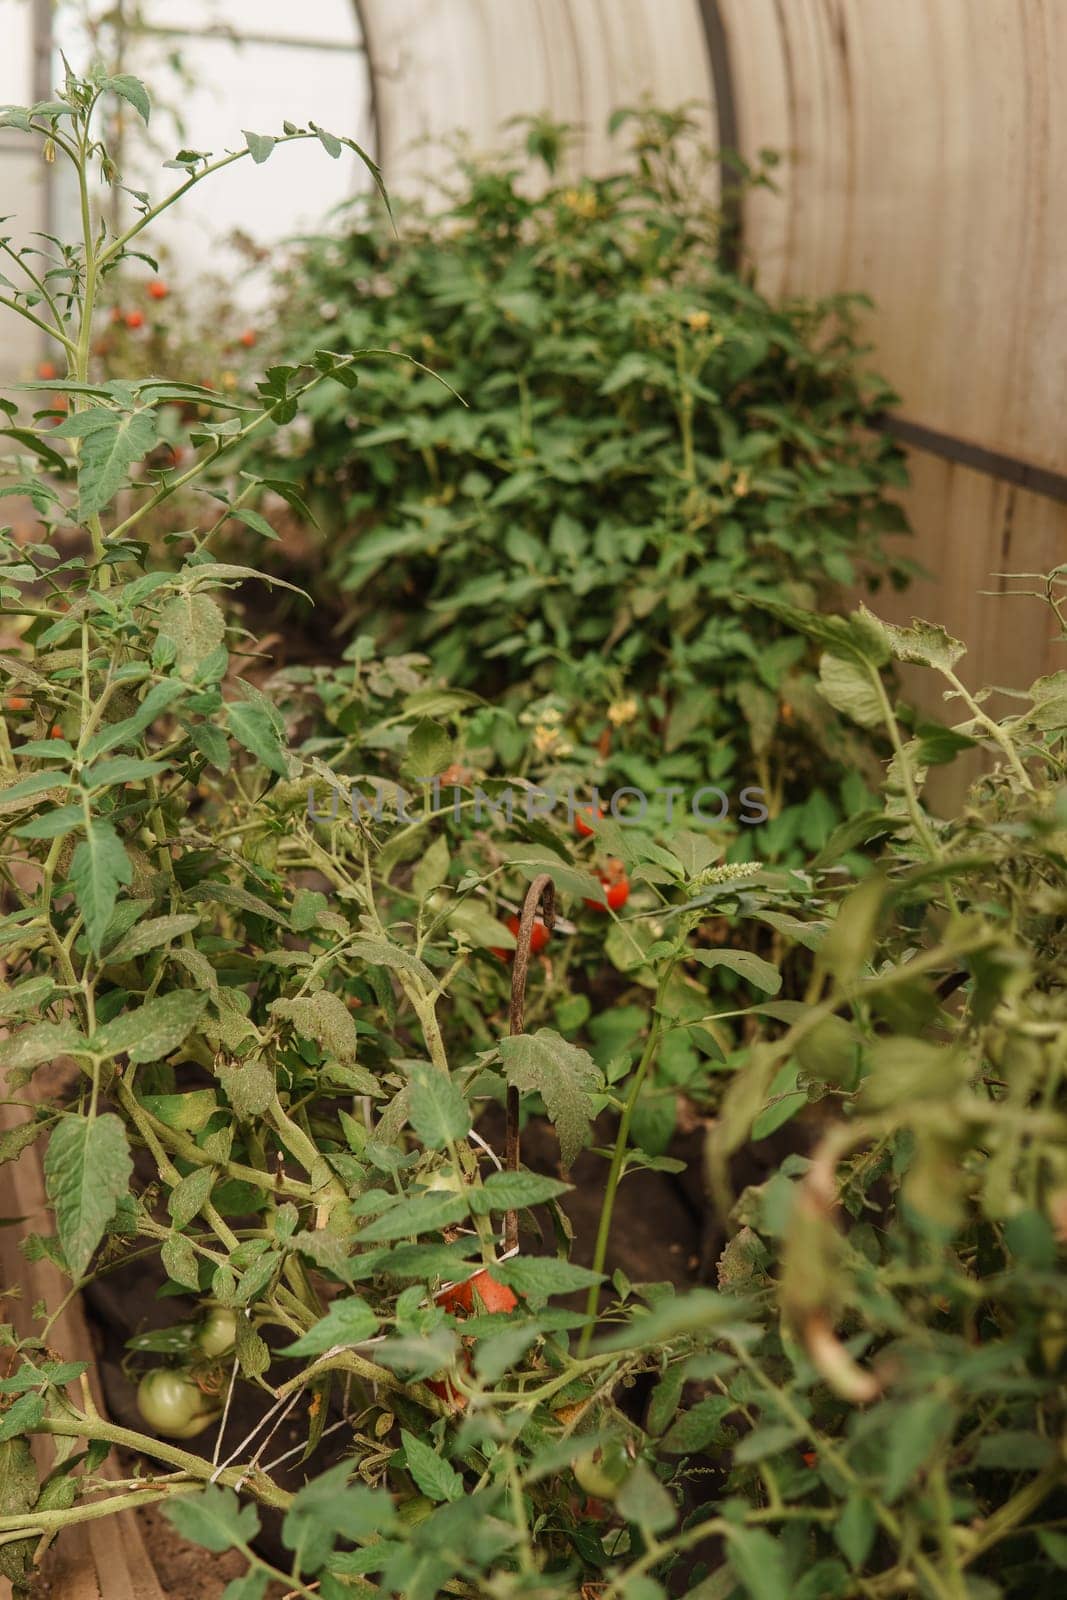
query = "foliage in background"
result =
(1, 65, 1066, 1600)
(258, 108, 915, 863)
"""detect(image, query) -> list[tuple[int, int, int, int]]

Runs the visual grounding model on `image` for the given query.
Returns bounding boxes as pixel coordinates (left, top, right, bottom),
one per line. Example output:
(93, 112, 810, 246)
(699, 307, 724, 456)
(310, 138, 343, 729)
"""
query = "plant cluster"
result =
(0, 67, 1065, 1600)
(255, 108, 915, 864)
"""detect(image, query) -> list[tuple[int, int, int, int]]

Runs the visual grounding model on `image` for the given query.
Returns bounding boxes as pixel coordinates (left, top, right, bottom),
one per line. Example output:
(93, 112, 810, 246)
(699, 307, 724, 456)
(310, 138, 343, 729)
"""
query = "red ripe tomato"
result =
(436, 1268, 518, 1318)
(238, 329, 257, 348)
(36, 360, 57, 380)
(426, 1373, 467, 1410)
(604, 877, 630, 911)
(148, 280, 169, 299)
(435, 1277, 474, 1316)
(505, 913, 550, 955)
(574, 804, 604, 839)
(125, 310, 145, 329)
(585, 861, 630, 912)
(468, 1268, 518, 1314)
(49, 724, 64, 740)
(5, 696, 28, 712)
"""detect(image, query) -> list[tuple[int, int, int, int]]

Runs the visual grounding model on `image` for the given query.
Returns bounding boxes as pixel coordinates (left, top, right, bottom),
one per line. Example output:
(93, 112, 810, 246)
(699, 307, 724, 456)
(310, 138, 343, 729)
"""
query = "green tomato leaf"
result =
(157, 592, 226, 678)
(400, 1429, 464, 1503)
(0, 1392, 45, 1444)
(106, 912, 201, 962)
(243, 130, 275, 164)
(615, 1461, 676, 1533)
(690, 948, 782, 994)
(168, 1165, 215, 1228)
(271, 991, 357, 1064)
(105, 73, 151, 124)
(68, 819, 132, 955)
(726, 1526, 790, 1600)
(498, 1029, 603, 1168)
(55, 405, 159, 518)
(94, 989, 209, 1064)
(43, 1113, 132, 1279)
(165, 1485, 260, 1554)
(280, 1295, 378, 1357)
(406, 1063, 471, 1149)
(226, 700, 289, 777)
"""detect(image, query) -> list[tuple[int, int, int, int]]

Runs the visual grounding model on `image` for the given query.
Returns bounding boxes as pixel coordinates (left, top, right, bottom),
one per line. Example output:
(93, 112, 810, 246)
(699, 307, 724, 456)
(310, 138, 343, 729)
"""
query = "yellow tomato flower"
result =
(607, 697, 638, 727)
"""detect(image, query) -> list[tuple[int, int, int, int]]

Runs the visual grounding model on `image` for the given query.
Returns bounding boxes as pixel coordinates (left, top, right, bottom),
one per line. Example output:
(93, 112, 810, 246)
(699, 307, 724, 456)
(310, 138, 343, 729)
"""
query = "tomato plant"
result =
(253, 107, 916, 868)
(0, 58, 1064, 1600)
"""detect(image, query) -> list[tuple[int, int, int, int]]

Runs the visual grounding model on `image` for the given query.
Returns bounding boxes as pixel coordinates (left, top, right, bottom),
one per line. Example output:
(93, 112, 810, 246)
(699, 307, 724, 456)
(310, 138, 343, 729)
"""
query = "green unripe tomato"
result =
(195, 1306, 237, 1360)
(136, 1368, 219, 1439)
(572, 1437, 631, 1501)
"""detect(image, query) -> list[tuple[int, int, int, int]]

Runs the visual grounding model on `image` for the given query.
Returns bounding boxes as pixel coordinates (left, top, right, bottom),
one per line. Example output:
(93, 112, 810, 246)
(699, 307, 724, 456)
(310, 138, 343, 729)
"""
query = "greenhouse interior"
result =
(0, 2, 1065, 1597)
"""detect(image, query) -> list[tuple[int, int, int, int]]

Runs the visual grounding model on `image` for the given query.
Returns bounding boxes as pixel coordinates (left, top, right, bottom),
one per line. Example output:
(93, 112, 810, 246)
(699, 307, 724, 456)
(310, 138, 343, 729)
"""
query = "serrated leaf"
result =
(171, 945, 219, 993)
(221, 1569, 269, 1600)
(407, 1064, 470, 1149)
(162, 1232, 201, 1291)
(882, 1396, 957, 1504)
(616, 1461, 676, 1533)
(347, 937, 436, 991)
(470, 1171, 570, 1212)
(217, 1057, 275, 1119)
(283, 1462, 394, 1575)
(726, 1526, 790, 1600)
(43, 1113, 132, 1278)
(106, 912, 200, 962)
(412, 834, 450, 900)
(400, 1429, 464, 1503)
(0, 1118, 47, 1167)
(689, 948, 782, 994)
(139, 1089, 217, 1131)
(472, 1325, 539, 1383)
(0, 1392, 44, 1443)
(168, 1165, 215, 1228)
(498, 1029, 603, 1168)
(490, 1255, 602, 1308)
(0, 976, 56, 1020)
(67, 819, 132, 955)
(94, 989, 208, 1063)
(84, 680, 184, 761)
(0, 1436, 36, 1587)
(106, 73, 151, 123)
(835, 1494, 877, 1569)
(659, 1396, 734, 1454)
(878, 613, 966, 670)
(280, 1295, 378, 1357)
(157, 592, 226, 677)
(402, 719, 453, 779)
(189, 721, 231, 774)
(271, 990, 358, 1064)
(817, 653, 884, 729)
(81, 756, 167, 789)
(55, 406, 158, 518)
(0, 1021, 85, 1075)
(165, 1485, 260, 1554)
(226, 700, 289, 777)
(355, 1191, 468, 1244)
(594, 1288, 744, 1352)
(236, 1315, 271, 1379)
